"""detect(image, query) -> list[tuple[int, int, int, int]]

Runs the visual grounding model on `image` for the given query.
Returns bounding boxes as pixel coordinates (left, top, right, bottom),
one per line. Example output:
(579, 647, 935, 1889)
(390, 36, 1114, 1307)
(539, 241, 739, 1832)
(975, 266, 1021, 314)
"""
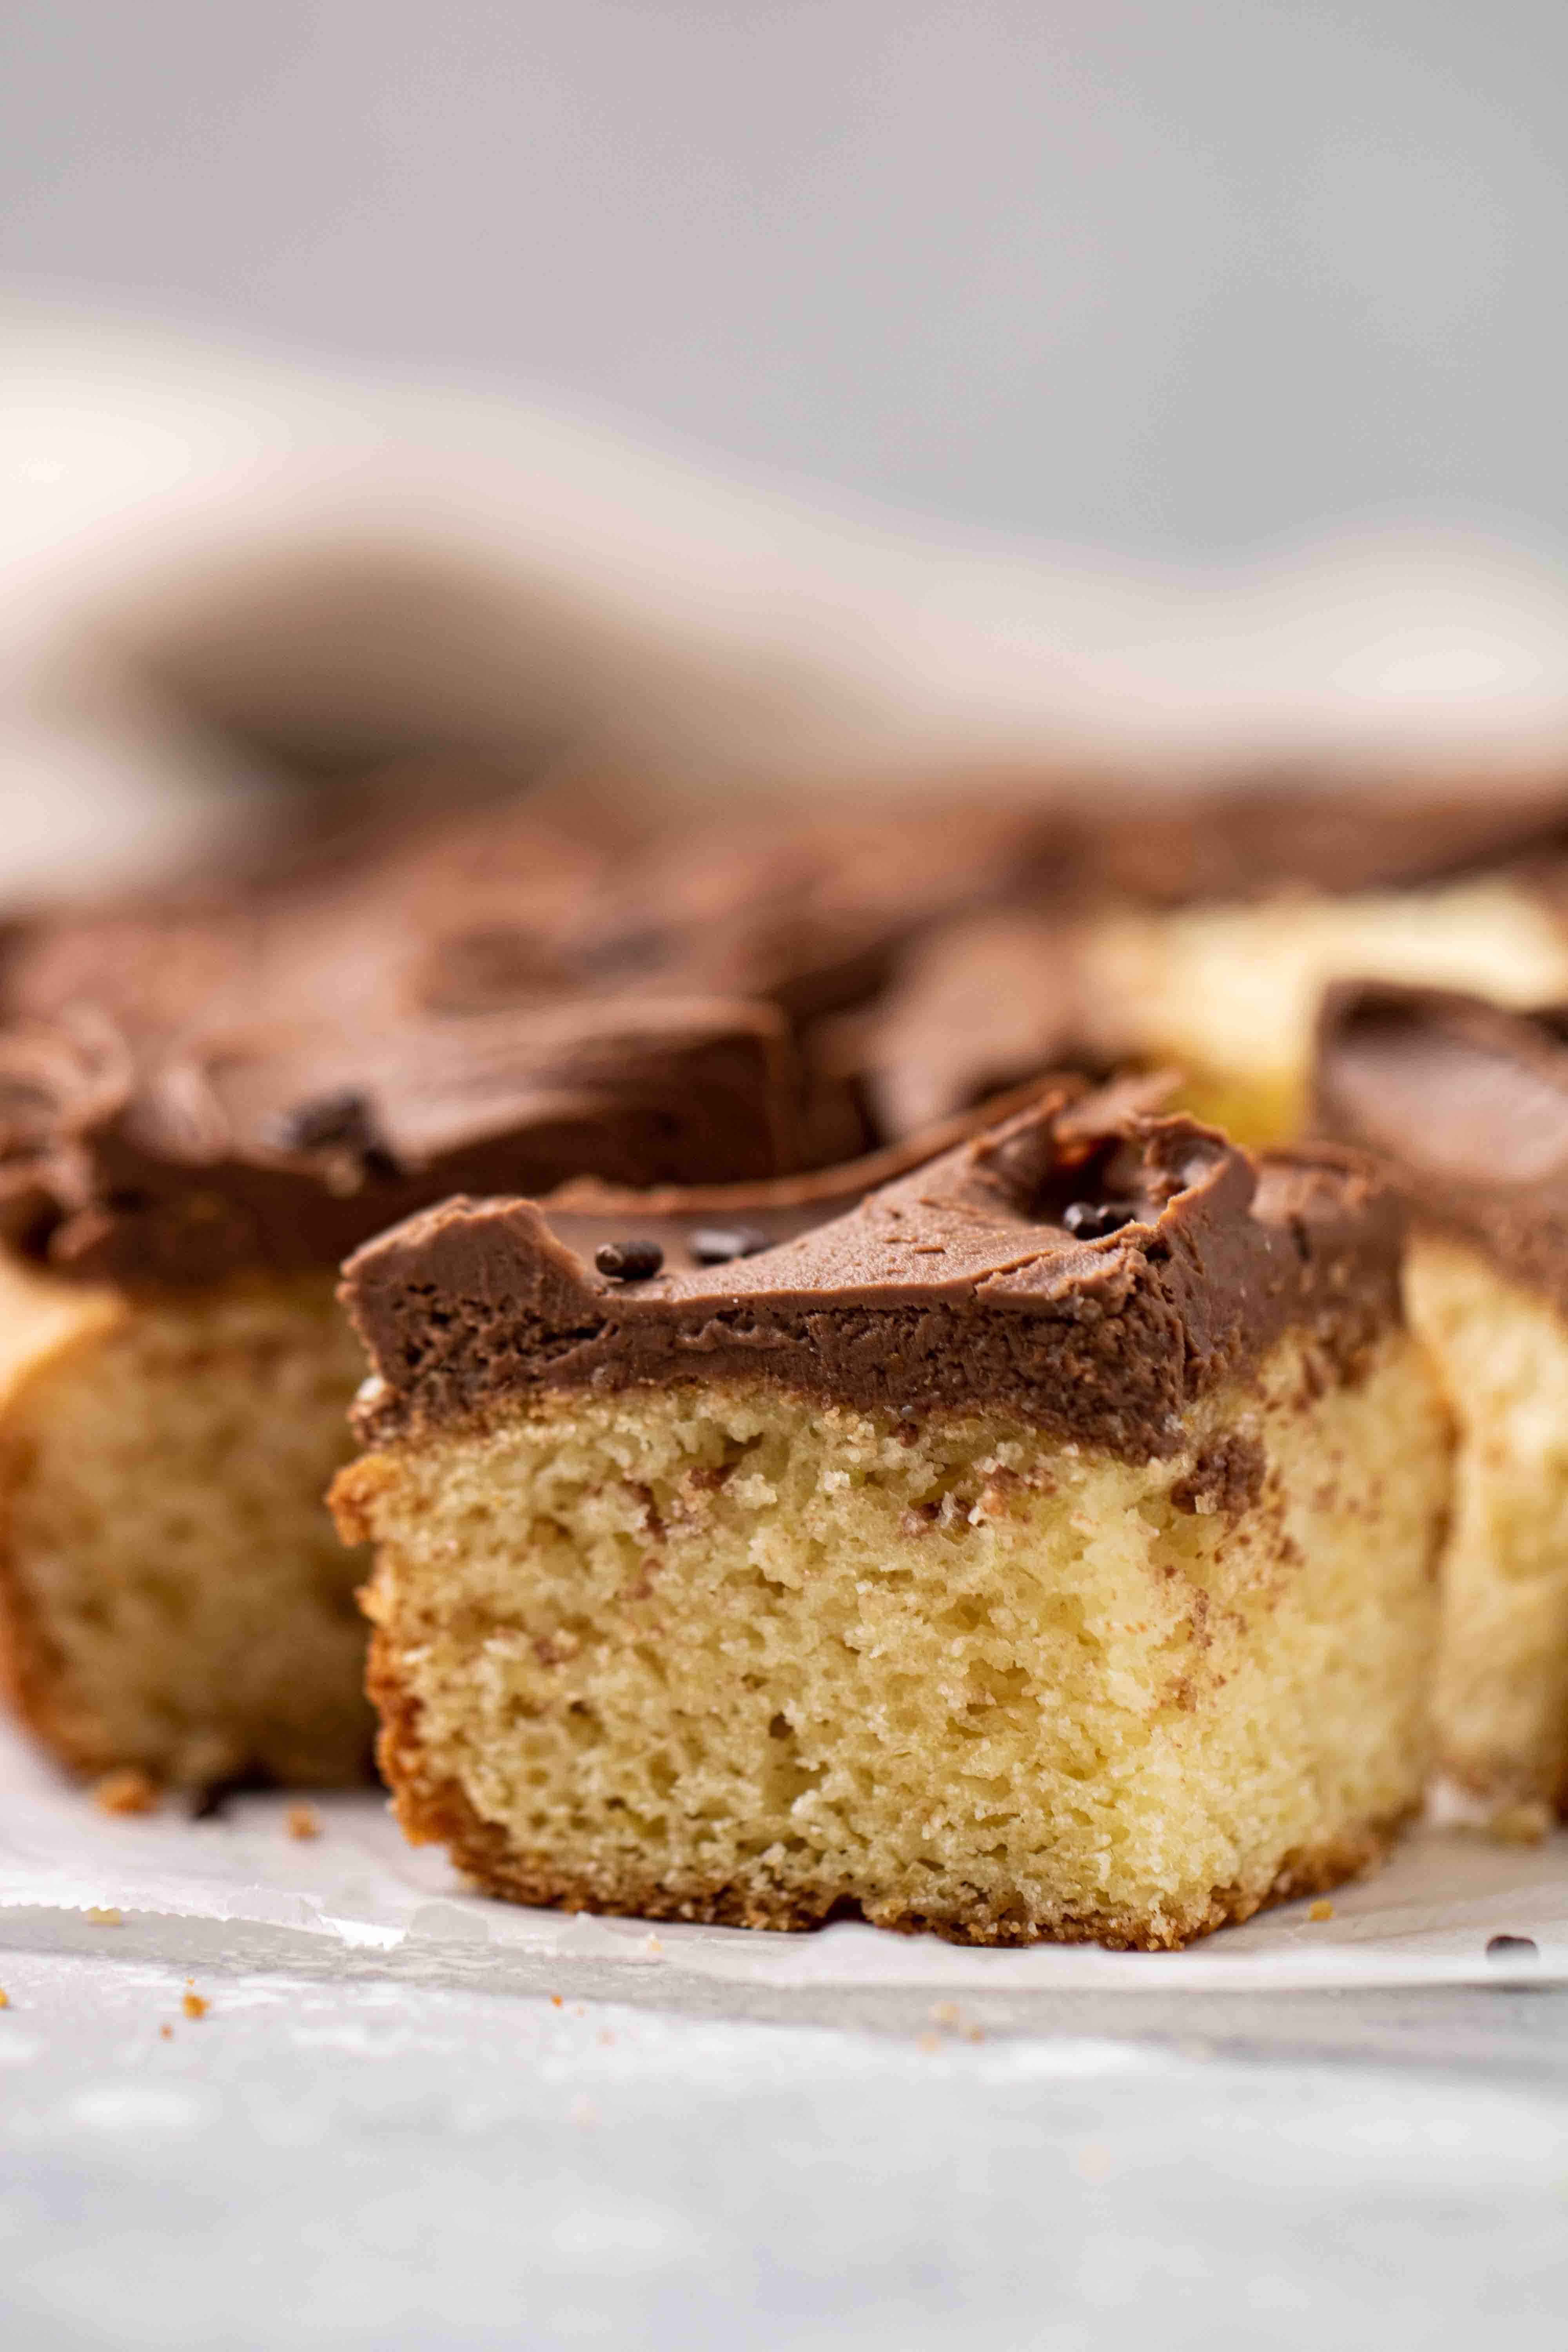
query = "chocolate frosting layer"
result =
(1314, 980, 1568, 1312)
(7, 767, 1563, 1295)
(851, 911, 1100, 1139)
(1061, 775, 1568, 907)
(343, 1081, 1404, 1457)
(0, 995, 797, 1289)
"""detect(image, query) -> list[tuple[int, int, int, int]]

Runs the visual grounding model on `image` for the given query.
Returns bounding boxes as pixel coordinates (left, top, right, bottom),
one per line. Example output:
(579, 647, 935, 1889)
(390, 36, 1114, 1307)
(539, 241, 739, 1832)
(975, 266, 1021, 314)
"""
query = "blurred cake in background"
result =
(1316, 981, 1568, 1820)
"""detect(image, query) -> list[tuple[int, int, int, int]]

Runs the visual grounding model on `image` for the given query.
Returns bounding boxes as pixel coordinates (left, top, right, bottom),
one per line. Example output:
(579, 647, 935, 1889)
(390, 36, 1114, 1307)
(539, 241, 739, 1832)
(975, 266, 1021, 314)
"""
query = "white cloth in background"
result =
(5, 307, 1568, 900)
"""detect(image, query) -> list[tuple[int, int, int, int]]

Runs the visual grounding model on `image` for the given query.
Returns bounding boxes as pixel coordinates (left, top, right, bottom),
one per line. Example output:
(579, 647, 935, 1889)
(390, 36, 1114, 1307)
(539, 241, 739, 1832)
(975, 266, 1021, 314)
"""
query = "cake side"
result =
(1406, 1235, 1568, 1809)
(0, 1256, 372, 1787)
(1315, 980, 1568, 1808)
(337, 1327, 1446, 1949)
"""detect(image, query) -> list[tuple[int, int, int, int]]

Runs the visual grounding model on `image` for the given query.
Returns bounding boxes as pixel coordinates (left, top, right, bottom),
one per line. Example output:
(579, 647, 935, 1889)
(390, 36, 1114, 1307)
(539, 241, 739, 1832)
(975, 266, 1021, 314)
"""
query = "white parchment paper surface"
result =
(2, 1721, 1563, 2001)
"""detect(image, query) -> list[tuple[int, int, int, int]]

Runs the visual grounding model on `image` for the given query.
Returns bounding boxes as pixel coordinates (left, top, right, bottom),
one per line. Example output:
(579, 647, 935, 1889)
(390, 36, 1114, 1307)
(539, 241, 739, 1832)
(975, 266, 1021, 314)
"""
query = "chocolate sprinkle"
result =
(687, 1224, 773, 1266)
(1062, 1200, 1134, 1240)
(594, 1238, 665, 1281)
(270, 1088, 403, 1181)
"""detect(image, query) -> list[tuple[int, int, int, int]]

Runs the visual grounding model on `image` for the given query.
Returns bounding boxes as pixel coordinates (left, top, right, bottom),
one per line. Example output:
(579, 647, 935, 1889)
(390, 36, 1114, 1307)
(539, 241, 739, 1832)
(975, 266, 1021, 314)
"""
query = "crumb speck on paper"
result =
(642, 1935, 663, 1957)
(181, 1993, 208, 2020)
(0, 1989, 9, 2010)
(285, 1804, 320, 1842)
(85, 1907, 123, 1927)
(158, 2024, 172, 2040)
(1308, 1900, 1335, 1922)
(916, 2032, 940, 2054)
(930, 2001, 959, 2027)
(550, 1994, 563, 2008)
(94, 1767, 158, 1817)
(1490, 1800, 1551, 1847)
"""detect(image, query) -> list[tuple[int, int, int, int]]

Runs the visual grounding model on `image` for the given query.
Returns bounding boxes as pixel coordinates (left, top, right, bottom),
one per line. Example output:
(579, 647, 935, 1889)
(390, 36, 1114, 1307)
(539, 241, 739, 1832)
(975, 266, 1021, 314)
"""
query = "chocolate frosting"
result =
(342, 1081, 1404, 1457)
(0, 994, 798, 1289)
(851, 911, 1102, 1139)
(1314, 980, 1568, 1312)
(6, 769, 1563, 1295)
(1060, 774, 1568, 907)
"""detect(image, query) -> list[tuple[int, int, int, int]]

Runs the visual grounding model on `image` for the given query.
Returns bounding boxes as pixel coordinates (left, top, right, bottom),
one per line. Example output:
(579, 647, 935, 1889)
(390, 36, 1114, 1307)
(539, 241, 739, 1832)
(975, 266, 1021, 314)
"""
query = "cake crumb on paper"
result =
(1490, 1800, 1550, 1847)
(94, 1767, 158, 1817)
(1308, 1899, 1335, 1922)
(85, 1907, 123, 1927)
(284, 1804, 320, 1841)
(181, 1992, 209, 2020)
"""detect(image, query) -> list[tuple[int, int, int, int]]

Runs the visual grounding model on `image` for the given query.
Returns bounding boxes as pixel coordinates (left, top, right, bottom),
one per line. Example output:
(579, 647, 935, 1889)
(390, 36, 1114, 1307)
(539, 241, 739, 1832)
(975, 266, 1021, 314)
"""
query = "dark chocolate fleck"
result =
(187, 1767, 277, 1822)
(595, 1238, 665, 1281)
(1062, 1200, 1134, 1240)
(1171, 1433, 1267, 1517)
(270, 1089, 403, 1181)
(687, 1224, 773, 1266)
(1486, 1934, 1539, 1961)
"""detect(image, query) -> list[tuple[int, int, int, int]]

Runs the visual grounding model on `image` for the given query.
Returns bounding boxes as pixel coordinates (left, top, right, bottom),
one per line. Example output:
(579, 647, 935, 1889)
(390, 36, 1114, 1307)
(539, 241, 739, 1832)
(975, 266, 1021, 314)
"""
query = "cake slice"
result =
(1315, 981, 1568, 1813)
(0, 944, 799, 1790)
(334, 1084, 1450, 1949)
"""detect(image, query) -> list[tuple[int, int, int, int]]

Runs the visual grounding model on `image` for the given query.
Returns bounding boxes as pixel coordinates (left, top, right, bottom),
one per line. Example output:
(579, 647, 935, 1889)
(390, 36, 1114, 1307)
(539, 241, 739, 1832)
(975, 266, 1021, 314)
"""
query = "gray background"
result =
(3, 0, 1566, 557)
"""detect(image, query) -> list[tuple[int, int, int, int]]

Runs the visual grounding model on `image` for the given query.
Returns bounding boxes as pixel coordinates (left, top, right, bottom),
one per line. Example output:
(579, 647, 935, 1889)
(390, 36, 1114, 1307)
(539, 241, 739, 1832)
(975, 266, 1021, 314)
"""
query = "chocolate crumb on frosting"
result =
(341, 1080, 1404, 1457)
(1314, 981, 1568, 1314)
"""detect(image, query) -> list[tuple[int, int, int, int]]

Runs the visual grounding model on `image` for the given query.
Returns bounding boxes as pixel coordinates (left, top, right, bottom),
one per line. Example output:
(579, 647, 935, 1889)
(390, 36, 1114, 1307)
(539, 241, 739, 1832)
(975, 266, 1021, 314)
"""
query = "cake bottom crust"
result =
(370, 1642, 1413, 1951)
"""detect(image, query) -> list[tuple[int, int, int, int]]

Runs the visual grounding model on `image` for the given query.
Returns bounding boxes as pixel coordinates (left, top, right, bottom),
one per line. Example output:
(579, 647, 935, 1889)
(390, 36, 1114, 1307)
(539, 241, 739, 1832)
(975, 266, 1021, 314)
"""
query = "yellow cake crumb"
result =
(1308, 1899, 1335, 1922)
(181, 1992, 208, 2020)
(345, 1326, 1448, 1950)
(85, 1907, 123, 1927)
(94, 1766, 159, 1816)
(285, 1803, 321, 1842)
(1403, 1238, 1568, 1815)
(0, 1263, 371, 1789)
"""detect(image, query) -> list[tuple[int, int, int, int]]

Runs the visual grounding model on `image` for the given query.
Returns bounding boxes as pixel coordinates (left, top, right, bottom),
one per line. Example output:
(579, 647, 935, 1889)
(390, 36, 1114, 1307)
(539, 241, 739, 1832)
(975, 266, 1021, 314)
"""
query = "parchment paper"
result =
(3, 1722, 1563, 1998)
